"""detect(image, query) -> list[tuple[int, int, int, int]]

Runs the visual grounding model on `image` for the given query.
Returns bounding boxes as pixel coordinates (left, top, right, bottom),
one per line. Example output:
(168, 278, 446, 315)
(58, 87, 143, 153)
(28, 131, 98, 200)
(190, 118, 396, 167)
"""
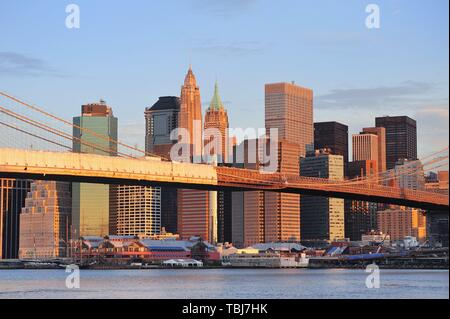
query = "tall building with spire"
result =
(177, 67, 211, 241)
(204, 81, 231, 243)
(204, 81, 229, 163)
(179, 66, 203, 159)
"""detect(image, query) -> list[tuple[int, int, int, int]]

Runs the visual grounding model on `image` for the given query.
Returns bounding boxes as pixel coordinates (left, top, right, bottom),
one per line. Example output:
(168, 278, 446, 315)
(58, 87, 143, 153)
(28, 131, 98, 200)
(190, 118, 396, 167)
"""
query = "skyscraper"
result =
(204, 81, 229, 163)
(264, 140, 301, 242)
(347, 130, 382, 241)
(145, 96, 180, 233)
(362, 127, 386, 173)
(204, 81, 231, 243)
(180, 66, 203, 159)
(265, 82, 314, 156)
(264, 82, 313, 243)
(145, 96, 180, 159)
(0, 179, 30, 259)
(314, 121, 349, 165)
(300, 151, 345, 242)
(177, 67, 211, 241)
(352, 132, 379, 164)
(375, 116, 417, 170)
(19, 181, 71, 259)
(112, 185, 161, 237)
(72, 100, 118, 237)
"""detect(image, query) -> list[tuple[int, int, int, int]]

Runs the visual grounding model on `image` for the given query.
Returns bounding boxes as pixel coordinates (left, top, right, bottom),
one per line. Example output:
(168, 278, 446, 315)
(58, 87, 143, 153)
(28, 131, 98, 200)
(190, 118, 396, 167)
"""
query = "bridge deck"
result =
(0, 148, 447, 211)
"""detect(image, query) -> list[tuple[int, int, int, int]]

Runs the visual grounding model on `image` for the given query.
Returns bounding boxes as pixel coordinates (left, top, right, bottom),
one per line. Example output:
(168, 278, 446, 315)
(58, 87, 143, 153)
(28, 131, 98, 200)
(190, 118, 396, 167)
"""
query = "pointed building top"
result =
(208, 81, 225, 111)
(184, 65, 197, 87)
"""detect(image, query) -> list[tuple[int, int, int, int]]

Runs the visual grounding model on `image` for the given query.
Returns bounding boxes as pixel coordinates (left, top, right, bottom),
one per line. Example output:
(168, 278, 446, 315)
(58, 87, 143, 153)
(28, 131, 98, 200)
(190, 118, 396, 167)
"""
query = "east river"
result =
(0, 268, 448, 299)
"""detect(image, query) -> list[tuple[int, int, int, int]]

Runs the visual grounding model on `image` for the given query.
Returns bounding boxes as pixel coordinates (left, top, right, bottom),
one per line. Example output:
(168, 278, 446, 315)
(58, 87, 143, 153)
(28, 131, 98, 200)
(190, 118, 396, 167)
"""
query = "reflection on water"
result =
(0, 268, 448, 299)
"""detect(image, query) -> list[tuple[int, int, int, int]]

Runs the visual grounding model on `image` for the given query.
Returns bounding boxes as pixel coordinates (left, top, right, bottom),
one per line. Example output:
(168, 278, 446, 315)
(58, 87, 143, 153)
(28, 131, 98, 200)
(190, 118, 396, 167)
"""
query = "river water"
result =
(0, 268, 448, 299)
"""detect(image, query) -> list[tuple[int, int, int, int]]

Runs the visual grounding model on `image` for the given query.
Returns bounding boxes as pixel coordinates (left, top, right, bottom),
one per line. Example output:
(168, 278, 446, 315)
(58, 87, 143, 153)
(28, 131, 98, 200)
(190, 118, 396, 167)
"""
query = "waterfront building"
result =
(19, 181, 71, 259)
(0, 179, 31, 259)
(144, 96, 180, 233)
(375, 116, 417, 170)
(72, 100, 118, 237)
(300, 151, 345, 242)
(314, 121, 349, 166)
(377, 207, 427, 242)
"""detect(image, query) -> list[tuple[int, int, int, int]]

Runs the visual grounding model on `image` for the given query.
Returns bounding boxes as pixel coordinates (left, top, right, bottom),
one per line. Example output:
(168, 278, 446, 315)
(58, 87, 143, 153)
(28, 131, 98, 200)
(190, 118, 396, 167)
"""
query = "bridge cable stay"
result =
(0, 91, 168, 160)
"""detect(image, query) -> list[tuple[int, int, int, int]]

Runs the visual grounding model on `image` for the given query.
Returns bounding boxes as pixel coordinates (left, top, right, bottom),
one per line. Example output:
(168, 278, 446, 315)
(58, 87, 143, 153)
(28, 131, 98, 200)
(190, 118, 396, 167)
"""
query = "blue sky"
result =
(0, 0, 448, 158)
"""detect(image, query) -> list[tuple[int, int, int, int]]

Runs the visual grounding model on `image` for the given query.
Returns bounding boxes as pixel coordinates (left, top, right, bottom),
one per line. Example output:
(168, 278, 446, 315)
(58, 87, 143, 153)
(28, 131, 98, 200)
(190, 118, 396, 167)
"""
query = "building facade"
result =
(204, 81, 231, 244)
(19, 181, 71, 259)
(177, 67, 211, 241)
(314, 121, 349, 165)
(300, 152, 345, 242)
(0, 179, 31, 259)
(375, 116, 417, 170)
(265, 82, 314, 156)
(362, 127, 386, 173)
(111, 185, 161, 237)
(144, 96, 180, 234)
(352, 132, 379, 164)
(377, 207, 426, 242)
(72, 100, 118, 237)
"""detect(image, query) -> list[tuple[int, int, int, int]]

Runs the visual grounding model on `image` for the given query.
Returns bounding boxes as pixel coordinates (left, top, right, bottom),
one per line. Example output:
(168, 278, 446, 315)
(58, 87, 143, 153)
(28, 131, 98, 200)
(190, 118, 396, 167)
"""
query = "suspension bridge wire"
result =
(0, 91, 168, 160)
(0, 105, 136, 158)
(0, 120, 72, 150)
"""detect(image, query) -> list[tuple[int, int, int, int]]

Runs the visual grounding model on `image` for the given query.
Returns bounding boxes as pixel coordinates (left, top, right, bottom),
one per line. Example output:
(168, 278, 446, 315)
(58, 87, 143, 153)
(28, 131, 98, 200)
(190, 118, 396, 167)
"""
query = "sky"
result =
(0, 0, 448, 158)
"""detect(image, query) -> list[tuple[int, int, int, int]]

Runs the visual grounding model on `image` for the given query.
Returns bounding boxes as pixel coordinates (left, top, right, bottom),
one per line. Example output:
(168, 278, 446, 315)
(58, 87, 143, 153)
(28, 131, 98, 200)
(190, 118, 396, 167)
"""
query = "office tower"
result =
(352, 132, 379, 164)
(179, 65, 203, 159)
(145, 96, 180, 158)
(112, 185, 161, 237)
(19, 181, 71, 259)
(265, 82, 313, 243)
(300, 150, 345, 242)
(314, 121, 349, 165)
(177, 67, 211, 241)
(204, 81, 231, 243)
(265, 82, 314, 156)
(394, 159, 425, 190)
(375, 116, 417, 170)
(231, 139, 265, 247)
(72, 100, 118, 237)
(204, 81, 229, 163)
(345, 160, 379, 241)
(145, 96, 180, 233)
(362, 127, 386, 173)
(265, 140, 301, 242)
(0, 179, 31, 259)
(377, 207, 426, 242)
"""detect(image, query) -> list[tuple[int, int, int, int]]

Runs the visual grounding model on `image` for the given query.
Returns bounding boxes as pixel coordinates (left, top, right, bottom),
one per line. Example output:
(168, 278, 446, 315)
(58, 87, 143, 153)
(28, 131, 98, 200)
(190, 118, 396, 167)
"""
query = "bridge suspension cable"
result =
(0, 91, 168, 160)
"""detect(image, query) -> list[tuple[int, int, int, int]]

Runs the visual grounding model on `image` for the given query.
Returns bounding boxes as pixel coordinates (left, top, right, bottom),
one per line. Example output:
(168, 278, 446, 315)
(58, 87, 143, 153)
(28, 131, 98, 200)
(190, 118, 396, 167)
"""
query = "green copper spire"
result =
(208, 81, 224, 111)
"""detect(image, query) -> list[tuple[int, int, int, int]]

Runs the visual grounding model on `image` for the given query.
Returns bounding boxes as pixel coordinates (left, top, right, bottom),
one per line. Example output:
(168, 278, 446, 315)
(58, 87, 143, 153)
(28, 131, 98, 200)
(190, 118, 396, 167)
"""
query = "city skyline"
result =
(1, 0, 448, 159)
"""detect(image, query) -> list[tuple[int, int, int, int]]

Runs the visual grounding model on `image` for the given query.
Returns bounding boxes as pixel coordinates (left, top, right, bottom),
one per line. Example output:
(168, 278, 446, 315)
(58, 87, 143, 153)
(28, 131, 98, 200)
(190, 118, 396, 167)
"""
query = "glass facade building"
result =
(72, 101, 118, 238)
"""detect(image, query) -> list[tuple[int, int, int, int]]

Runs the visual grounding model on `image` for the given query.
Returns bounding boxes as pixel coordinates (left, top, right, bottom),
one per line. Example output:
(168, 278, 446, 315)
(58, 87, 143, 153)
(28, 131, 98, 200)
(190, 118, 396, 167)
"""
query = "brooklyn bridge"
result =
(0, 91, 448, 212)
